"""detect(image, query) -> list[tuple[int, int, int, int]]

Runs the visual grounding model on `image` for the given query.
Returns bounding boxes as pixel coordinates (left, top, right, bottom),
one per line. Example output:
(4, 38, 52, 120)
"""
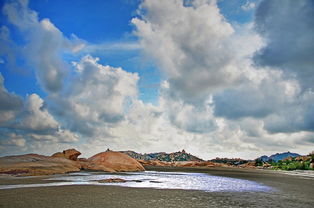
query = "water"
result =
(0, 171, 274, 192)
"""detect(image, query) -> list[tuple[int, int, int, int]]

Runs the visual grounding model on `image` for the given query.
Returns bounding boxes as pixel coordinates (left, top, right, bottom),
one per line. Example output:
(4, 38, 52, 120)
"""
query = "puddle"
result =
(0, 171, 274, 192)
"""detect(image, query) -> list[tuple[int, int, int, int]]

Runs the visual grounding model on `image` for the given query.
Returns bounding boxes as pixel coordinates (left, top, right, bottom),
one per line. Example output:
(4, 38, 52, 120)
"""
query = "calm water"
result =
(0, 171, 274, 192)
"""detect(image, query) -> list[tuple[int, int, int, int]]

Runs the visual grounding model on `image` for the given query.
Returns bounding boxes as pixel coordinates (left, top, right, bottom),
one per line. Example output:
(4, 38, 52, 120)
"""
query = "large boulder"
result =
(51, 149, 81, 161)
(87, 151, 145, 172)
(0, 154, 81, 176)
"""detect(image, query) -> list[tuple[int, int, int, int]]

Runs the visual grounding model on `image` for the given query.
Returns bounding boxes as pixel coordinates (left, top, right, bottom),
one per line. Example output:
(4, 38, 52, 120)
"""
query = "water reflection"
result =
(0, 171, 274, 192)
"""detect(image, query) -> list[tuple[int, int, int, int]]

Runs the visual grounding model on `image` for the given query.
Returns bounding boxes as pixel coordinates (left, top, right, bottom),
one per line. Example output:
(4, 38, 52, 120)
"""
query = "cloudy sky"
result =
(0, 0, 313, 159)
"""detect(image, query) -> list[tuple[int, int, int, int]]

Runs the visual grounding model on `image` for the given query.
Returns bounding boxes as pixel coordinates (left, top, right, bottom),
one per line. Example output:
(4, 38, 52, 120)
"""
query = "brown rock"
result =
(63, 149, 81, 160)
(51, 149, 81, 161)
(0, 154, 81, 176)
(138, 160, 172, 167)
(262, 162, 272, 168)
(51, 152, 64, 158)
(87, 151, 145, 172)
(138, 159, 222, 168)
(78, 158, 88, 162)
(97, 178, 126, 183)
(296, 155, 311, 162)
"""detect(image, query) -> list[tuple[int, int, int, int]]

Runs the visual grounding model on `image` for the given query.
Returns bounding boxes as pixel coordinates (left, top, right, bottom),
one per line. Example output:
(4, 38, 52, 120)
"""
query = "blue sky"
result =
(0, 0, 256, 104)
(0, 0, 313, 159)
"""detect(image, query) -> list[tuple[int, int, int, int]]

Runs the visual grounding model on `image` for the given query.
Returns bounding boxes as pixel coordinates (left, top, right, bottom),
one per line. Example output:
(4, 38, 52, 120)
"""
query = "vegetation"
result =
(255, 151, 314, 171)
(270, 160, 312, 171)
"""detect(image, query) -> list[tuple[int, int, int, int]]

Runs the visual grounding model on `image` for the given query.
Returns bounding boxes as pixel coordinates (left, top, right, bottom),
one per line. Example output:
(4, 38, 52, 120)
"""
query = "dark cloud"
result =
(213, 72, 289, 120)
(254, 0, 314, 89)
(0, 74, 23, 112)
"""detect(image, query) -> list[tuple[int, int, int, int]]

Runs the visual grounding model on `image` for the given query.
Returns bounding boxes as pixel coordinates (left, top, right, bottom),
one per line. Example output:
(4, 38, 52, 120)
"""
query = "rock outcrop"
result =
(138, 160, 224, 168)
(0, 149, 146, 176)
(51, 149, 81, 161)
(87, 151, 145, 172)
(0, 154, 81, 176)
(120, 150, 203, 162)
(97, 178, 127, 183)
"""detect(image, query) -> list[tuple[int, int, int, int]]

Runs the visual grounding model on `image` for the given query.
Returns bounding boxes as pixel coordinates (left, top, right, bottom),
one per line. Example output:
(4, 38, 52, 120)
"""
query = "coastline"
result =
(0, 167, 313, 208)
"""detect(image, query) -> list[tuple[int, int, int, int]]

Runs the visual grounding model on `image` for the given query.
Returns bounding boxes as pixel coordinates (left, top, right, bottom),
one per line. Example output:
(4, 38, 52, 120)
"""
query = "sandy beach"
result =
(0, 167, 313, 208)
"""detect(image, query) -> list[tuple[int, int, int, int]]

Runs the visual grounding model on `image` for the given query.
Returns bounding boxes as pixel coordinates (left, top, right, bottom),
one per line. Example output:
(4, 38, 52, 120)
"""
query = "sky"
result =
(0, 0, 313, 160)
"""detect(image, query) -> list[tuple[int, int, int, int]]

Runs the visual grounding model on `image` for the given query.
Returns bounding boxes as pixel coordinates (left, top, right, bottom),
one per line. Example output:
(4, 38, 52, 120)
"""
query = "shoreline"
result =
(0, 166, 313, 208)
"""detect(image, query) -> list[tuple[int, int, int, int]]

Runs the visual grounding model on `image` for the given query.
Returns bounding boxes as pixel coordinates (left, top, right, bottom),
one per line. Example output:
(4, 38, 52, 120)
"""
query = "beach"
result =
(0, 167, 313, 208)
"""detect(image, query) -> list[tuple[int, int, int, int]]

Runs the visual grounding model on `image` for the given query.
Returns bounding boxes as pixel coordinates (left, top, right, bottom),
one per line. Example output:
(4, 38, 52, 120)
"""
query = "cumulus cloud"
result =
(132, 0, 241, 101)
(0, 73, 23, 124)
(254, 0, 314, 89)
(159, 81, 217, 133)
(131, 0, 267, 134)
(214, 69, 300, 119)
(14, 94, 59, 133)
(128, 0, 314, 157)
(48, 55, 139, 136)
(0, 74, 79, 155)
(214, 66, 314, 133)
(1, 0, 313, 159)
(0, 133, 26, 147)
(2, 0, 84, 92)
(0, 26, 20, 71)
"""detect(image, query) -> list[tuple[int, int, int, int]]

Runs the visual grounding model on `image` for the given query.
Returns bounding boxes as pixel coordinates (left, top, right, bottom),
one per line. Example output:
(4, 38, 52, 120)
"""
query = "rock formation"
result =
(120, 150, 203, 162)
(0, 149, 145, 176)
(0, 154, 81, 176)
(97, 178, 127, 183)
(138, 160, 224, 168)
(87, 151, 145, 172)
(51, 149, 81, 161)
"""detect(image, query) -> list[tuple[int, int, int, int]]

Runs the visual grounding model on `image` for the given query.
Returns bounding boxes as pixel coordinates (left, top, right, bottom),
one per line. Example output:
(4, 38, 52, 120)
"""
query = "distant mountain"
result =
(258, 151, 301, 162)
(209, 157, 250, 165)
(119, 150, 203, 162)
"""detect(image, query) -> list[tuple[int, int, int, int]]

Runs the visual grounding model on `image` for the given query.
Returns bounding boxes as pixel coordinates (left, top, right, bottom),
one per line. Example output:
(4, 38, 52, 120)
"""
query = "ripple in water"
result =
(0, 171, 274, 192)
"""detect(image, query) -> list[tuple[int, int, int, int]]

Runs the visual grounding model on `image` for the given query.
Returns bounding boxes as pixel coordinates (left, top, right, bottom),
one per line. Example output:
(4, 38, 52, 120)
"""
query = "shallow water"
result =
(0, 171, 274, 192)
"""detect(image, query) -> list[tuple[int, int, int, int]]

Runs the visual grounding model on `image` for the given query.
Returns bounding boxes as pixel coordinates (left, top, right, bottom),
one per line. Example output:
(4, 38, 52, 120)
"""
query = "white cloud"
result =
(15, 94, 59, 132)
(1, 0, 313, 159)
(29, 129, 79, 143)
(2, 0, 84, 92)
(48, 55, 139, 136)
(7, 133, 26, 147)
(0, 74, 79, 155)
(83, 41, 141, 53)
(241, 1, 256, 11)
(132, 0, 241, 101)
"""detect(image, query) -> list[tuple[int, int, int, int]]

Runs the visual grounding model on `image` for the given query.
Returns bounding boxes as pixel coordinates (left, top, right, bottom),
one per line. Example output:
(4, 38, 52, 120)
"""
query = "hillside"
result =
(258, 151, 301, 162)
(119, 150, 203, 162)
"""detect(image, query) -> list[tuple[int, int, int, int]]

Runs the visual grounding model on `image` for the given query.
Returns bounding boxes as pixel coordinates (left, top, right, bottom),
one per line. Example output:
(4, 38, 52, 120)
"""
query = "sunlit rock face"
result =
(51, 149, 81, 161)
(0, 150, 145, 176)
(87, 151, 145, 172)
(0, 154, 81, 176)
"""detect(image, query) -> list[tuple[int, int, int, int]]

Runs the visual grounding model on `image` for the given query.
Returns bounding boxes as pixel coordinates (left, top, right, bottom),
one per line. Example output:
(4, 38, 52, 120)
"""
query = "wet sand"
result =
(0, 167, 313, 208)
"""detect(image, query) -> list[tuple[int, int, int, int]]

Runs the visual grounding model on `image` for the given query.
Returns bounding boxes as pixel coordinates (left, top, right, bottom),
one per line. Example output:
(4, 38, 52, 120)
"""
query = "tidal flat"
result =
(0, 167, 313, 208)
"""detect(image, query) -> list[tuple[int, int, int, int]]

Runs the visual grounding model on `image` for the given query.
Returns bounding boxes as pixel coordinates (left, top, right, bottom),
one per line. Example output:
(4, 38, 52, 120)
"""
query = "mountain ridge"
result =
(119, 150, 203, 162)
(257, 151, 301, 162)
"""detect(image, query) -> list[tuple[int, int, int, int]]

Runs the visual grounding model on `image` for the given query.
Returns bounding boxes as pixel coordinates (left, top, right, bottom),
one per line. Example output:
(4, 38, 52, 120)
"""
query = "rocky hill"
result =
(209, 157, 250, 165)
(119, 150, 203, 162)
(257, 151, 301, 162)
